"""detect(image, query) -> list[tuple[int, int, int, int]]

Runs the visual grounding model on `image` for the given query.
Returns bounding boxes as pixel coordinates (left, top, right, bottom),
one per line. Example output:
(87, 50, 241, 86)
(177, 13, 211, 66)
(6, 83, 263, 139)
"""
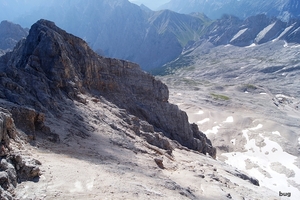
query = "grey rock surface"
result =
(0, 108, 41, 199)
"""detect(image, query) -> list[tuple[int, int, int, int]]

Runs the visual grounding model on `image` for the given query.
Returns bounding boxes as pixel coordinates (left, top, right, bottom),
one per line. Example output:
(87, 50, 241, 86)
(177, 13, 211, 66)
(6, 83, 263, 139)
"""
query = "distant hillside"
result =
(160, 0, 300, 21)
(0, 20, 28, 52)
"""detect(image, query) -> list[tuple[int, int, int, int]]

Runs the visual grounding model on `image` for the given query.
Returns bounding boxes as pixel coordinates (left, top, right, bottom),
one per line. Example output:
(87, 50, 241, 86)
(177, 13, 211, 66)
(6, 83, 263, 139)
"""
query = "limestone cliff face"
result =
(0, 19, 216, 157)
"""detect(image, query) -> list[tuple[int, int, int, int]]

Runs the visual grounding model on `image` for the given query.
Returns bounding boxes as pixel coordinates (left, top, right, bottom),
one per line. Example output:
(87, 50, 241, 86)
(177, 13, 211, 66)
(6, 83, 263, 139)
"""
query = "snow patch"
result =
(298, 138, 300, 145)
(272, 131, 281, 136)
(196, 110, 204, 115)
(224, 116, 234, 123)
(204, 126, 220, 134)
(276, 24, 295, 41)
(249, 124, 263, 131)
(86, 180, 94, 191)
(70, 181, 84, 193)
(290, 44, 300, 48)
(176, 93, 182, 96)
(223, 128, 300, 199)
(230, 28, 248, 42)
(255, 22, 277, 43)
(245, 43, 256, 48)
(197, 118, 210, 125)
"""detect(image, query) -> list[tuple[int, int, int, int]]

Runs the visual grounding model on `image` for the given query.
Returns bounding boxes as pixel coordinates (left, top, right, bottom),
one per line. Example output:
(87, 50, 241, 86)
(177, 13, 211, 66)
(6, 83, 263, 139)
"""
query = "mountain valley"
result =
(158, 39, 300, 199)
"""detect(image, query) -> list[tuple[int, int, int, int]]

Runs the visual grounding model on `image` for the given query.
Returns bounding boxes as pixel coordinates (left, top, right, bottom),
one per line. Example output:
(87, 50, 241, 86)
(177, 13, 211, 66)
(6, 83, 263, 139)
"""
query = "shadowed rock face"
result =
(0, 19, 216, 158)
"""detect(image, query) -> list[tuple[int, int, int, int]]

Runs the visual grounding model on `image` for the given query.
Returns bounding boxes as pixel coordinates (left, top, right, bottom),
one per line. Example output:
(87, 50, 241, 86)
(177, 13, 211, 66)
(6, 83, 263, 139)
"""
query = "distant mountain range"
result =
(160, 0, 300, 21)
(0, 20, 28, 56)
(152, 14, 300, 74)
(0, 0, 211, 70)
(129, 0, 169, 10)
(1, 0, 300, 71)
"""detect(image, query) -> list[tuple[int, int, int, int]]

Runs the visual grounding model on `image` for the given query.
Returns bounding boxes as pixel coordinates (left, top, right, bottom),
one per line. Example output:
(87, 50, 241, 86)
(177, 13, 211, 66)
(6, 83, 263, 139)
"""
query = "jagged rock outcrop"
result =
(0, 20, 28, 51)
(0, 19, 216, 158)
(0, 108, 41, 199)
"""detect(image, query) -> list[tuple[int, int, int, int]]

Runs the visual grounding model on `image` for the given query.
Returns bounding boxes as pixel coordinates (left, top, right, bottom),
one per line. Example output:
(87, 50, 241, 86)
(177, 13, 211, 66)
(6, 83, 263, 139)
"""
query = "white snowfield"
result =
(222, 123, 300, 200)
(230, 28, 248, 43)
(255, 22, 277, 43)
(197, 118, 210, 125)
(182, 110, 300, 199)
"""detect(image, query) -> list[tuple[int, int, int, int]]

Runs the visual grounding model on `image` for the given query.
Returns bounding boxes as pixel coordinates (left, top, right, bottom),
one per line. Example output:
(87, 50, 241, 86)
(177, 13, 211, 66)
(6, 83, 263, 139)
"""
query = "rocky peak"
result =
(0, 19, 216, 158)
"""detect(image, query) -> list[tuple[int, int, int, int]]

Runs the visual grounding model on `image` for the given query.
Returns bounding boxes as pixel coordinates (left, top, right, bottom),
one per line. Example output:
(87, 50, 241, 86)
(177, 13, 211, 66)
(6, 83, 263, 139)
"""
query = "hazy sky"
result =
(129, 0, 170, 10)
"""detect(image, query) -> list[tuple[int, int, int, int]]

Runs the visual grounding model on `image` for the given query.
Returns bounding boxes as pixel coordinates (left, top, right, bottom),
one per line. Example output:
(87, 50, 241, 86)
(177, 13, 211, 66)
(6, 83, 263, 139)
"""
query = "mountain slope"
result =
(160, 0, 300, 21)
(0, 19, 281, 200)
(149, 10, 210, 46)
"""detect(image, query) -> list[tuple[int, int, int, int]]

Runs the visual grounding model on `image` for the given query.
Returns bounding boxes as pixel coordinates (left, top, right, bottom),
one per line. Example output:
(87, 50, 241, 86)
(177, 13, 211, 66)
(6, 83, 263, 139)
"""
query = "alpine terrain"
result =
(160, 0, 300, 21)
(157, 11, 300, 200)
(0, 0, 299, 199)
(0, 18, 285, 199)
